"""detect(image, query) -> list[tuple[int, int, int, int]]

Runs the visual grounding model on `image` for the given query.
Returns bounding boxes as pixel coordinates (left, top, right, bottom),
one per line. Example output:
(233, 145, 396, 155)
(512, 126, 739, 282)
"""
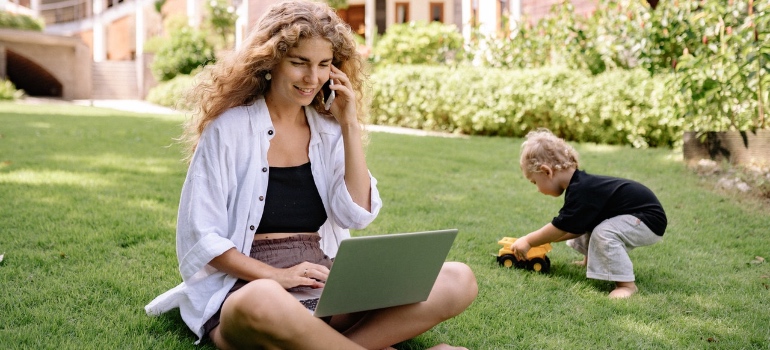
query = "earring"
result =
(265, 72, 272, 81)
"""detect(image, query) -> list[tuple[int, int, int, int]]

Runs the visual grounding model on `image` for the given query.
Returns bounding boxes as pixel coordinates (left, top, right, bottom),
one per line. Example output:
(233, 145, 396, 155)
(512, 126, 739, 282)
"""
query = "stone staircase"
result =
(91, 60, 139, 99)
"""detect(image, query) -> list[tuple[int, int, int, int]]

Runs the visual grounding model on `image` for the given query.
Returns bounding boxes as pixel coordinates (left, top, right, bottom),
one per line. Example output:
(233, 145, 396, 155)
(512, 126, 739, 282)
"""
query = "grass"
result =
(1, 101, 769, 349)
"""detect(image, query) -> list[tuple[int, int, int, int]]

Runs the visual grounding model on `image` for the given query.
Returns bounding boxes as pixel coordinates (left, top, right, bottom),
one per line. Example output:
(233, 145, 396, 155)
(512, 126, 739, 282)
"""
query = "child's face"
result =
(525, 169, 564, 197)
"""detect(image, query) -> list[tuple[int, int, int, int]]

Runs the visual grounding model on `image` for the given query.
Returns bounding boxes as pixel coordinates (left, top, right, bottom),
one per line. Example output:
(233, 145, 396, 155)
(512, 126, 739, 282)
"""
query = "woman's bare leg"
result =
(335, 262, 478, 349)
(210, 279, 365, 350)
(210, 262, 477, 350)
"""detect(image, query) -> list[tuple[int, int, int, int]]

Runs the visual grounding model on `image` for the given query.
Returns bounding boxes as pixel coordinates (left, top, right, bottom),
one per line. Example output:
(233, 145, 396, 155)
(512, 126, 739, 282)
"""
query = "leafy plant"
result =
(145, 74, 196, 111)
(371, 21, 465, 65)
(325, 0, 348, 10)
(204, 0, 238, 50)
(465, 0, 767, 135)
(0, 11, 44, 31)
(370, 65, 679, 148)
(473, 0, 652, 74)
(150, 26, 215, 82)
(154, 0, 166, 14)
(672, 0, 769, 132)
(0, 79, 23, 100)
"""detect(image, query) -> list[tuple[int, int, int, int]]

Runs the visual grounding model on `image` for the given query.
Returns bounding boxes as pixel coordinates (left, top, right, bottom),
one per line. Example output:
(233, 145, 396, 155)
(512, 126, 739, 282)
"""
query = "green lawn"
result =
(1, 102, 768, 349)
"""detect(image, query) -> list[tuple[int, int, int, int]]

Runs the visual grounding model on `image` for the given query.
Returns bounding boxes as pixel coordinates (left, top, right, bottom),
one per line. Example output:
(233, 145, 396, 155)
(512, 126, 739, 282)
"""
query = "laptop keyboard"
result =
(300, 298, 319, 311)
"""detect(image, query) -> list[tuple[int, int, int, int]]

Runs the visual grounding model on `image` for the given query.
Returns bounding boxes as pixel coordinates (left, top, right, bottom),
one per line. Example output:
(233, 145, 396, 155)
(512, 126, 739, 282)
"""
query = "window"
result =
(395, 2, 409, 23)
(430, 2, 444, 22)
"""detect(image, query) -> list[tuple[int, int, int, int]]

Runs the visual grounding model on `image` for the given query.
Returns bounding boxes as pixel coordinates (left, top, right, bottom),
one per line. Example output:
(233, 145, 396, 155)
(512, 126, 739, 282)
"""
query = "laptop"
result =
(290, 229, 458, 317)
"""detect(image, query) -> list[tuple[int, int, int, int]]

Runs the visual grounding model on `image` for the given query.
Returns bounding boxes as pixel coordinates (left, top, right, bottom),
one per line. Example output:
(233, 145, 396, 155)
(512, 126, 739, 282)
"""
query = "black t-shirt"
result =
(551, 170, 667, 236)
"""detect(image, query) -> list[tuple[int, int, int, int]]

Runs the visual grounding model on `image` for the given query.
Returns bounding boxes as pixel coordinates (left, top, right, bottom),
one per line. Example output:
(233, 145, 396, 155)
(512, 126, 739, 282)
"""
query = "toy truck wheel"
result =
(528, 257, 551, 273)
(498, 255, 516, 268)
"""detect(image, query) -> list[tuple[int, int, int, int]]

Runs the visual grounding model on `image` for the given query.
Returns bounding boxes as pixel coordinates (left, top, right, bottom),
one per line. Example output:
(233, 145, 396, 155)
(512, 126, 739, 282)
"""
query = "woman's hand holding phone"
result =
(325, 65, 358, 128)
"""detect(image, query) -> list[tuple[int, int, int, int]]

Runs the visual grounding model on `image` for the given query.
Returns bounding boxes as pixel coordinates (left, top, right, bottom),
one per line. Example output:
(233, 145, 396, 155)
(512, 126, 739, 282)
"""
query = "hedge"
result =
(147, 65, 685, 148)
(370, 65, 681, 148)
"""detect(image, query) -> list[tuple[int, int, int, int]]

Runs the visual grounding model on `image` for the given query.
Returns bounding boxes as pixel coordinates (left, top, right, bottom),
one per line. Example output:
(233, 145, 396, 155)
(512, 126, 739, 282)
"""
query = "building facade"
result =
(2, 0, 599, 99)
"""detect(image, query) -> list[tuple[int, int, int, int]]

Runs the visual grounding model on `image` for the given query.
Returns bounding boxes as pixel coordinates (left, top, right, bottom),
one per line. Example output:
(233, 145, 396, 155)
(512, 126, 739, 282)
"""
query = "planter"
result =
(683, 130, 770, 166)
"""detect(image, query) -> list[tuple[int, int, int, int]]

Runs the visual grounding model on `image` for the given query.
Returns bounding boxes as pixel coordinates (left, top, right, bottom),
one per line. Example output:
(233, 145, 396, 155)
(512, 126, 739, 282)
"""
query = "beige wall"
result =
(0, 29, 91, 99)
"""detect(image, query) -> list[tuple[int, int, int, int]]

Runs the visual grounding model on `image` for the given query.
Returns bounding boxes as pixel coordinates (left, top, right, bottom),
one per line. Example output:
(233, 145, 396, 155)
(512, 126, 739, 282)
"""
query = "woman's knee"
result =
(220, 279, 298, 335)
(434, 262, 477, 315)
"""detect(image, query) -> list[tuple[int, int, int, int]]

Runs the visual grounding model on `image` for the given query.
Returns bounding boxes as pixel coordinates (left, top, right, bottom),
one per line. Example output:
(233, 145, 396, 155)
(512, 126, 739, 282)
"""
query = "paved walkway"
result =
(18, 97, 179, 115)
(73, 99, 180, 115)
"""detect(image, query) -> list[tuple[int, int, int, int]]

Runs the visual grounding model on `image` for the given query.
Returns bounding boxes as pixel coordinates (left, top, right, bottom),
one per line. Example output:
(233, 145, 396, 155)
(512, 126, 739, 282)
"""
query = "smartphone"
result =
(322, 79, 335, 111)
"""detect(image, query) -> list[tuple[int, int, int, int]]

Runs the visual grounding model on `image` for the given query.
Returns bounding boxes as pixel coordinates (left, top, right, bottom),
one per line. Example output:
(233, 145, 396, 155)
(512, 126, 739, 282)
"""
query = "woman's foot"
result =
(427, 344, 468, 350)
(609, 282, 637, 299)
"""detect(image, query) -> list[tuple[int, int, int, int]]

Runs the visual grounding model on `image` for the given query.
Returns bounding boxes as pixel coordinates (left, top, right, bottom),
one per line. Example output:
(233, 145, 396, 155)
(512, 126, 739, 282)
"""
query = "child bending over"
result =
(510, 129, 666, 298)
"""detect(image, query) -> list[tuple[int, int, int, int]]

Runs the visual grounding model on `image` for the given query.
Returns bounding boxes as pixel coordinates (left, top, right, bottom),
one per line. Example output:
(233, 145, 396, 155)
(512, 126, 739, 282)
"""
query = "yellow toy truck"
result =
(496, 237, 552, 273)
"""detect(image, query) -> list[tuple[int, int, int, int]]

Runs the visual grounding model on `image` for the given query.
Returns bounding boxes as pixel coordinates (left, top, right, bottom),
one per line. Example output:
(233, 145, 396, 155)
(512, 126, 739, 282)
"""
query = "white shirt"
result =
(144, 98, 382, 343)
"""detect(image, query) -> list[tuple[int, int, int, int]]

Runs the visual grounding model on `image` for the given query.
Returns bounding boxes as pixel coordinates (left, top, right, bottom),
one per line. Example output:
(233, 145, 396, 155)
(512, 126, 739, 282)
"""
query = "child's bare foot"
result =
(609, 282, 637, 299)
(572, 256, 587, 267)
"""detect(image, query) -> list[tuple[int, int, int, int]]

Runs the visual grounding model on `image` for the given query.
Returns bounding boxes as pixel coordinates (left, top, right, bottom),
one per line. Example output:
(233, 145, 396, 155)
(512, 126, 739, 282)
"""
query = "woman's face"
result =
(267, 37, 334, 108)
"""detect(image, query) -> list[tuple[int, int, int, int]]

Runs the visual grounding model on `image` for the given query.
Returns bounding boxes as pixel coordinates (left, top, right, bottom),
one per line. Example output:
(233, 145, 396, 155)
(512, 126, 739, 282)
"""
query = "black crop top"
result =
(256, 162, 328, 233)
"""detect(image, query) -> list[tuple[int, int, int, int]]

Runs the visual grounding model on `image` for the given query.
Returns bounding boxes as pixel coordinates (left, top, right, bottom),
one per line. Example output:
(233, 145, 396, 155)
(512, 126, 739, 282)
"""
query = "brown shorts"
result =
(202, 234, 333, 338)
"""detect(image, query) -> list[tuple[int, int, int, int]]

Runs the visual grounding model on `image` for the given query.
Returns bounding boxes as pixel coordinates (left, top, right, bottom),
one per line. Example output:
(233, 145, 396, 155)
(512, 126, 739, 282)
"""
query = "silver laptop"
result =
(290, 229, 458, 317)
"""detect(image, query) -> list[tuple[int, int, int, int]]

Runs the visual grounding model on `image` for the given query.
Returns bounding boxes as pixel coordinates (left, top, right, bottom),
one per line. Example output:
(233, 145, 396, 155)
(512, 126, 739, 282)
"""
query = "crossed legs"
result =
(210, 262, 478, 350)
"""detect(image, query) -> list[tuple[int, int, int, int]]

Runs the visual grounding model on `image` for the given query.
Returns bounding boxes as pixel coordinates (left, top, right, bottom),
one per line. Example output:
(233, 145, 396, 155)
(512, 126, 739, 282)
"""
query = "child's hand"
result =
(510, 239, 532, 261)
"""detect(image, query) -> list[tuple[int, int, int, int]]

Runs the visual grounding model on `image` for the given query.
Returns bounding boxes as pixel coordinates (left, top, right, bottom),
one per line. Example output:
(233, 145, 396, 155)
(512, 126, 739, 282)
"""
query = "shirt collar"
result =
(249, 98, 337, 145)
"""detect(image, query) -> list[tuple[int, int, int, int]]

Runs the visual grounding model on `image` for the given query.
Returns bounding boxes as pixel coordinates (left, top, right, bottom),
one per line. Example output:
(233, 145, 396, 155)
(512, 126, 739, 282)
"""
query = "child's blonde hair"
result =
(520, 128, 580, 175)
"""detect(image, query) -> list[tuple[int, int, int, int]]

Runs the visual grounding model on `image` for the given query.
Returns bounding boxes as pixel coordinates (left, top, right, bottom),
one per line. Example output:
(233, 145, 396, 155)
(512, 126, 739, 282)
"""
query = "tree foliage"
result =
(372, 21, 465, 65)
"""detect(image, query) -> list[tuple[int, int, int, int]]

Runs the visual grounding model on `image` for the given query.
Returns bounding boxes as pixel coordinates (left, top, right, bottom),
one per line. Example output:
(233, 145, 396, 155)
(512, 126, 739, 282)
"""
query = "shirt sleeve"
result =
(176, 126, 237, 282)
(325, 131, 382, 229)
(551, 170, 603, 235)
(551, 192, 602, 235)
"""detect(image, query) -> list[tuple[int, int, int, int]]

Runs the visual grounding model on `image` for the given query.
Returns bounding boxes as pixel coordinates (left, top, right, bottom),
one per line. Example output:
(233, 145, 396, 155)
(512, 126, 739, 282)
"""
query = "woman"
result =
(145, 1, 478, 349)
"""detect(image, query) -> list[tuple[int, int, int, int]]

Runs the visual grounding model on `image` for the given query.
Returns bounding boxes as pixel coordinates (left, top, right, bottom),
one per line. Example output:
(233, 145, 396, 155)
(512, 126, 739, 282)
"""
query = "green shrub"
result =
(150, 26, 215, 82)
(144, 15, 189, 54)
(669, 0, 769, 131)
(0, 79, 23, 100)
(145, 74, 196, 111)
(204, 0, 237, 50)
(143, 35, 165, 54)
(0, 11, 44, 31)
(460, 0, 768, 136)
(472, 0, 650, 74)
(470, 0, 720, 76)
(372, 21, 465, 65)
(370, 65, 680, 148)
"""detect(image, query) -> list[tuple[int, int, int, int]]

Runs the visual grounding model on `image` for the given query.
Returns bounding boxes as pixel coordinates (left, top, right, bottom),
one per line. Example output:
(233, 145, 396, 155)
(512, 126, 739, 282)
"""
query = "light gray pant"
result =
(566, 214, 661, 282)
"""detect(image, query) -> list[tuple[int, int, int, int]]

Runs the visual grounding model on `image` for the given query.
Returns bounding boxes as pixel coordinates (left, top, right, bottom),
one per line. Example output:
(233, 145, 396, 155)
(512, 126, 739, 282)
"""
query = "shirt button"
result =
(249, 225, 255, 230)
(259, 196, 264, 201)
(262, 167, 267, 172)
(267, 130, 274, 135)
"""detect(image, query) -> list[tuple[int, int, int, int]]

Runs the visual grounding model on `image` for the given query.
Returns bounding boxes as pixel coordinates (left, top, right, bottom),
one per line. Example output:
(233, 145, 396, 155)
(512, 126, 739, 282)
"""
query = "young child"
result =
(510, 128, 667, 298)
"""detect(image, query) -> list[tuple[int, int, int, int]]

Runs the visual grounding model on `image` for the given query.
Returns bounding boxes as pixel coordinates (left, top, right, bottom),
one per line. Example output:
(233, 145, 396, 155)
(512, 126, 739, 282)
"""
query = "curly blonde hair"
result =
(520, 128, 580, 175)
(180, 0, 368, 160)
